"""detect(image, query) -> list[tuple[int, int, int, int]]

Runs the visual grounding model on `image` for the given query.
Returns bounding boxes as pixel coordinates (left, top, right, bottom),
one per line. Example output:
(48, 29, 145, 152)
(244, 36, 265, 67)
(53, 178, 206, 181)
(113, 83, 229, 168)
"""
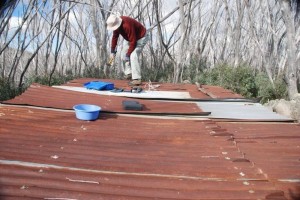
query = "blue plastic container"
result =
(73, 104, 101, 121)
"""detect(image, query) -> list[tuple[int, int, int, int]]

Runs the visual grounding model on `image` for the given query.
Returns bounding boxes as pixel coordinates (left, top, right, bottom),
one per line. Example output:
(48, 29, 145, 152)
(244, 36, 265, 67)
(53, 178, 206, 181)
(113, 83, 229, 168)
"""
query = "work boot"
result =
(128, 79, 141, 86)
(124, 74, 132, 80)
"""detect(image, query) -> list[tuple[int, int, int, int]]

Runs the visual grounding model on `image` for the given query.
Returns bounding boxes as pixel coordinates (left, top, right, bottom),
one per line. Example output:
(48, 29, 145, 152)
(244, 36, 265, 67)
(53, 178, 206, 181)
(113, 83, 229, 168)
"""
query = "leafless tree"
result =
(17, 1, 75, 90)
(48, 1, 70, 85)
(0, 0, 298, 97)
(280, 0, 299, 98)
(89, 0, 116, 76)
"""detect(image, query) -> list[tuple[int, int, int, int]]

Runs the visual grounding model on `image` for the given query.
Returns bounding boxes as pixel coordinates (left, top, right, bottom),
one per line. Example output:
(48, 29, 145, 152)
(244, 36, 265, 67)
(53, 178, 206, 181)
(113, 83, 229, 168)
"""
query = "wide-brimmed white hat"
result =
(106, 14, 122, 31)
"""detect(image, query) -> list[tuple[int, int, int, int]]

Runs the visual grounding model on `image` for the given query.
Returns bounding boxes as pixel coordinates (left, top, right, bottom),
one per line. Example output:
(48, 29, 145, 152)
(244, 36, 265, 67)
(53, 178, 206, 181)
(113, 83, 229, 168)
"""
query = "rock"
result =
(265, 96, 300, 122)
(291, 93, 300, 100)
(264, 99, 279, 111)
(273, 99, 292, 117)
(290, 95, 300, 122)
(183, 80, 191, 84)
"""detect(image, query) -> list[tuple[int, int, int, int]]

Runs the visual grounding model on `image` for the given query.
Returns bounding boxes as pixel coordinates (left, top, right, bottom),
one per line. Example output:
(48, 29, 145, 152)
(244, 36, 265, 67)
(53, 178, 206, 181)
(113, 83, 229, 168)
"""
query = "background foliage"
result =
(0, 62, 288, 103)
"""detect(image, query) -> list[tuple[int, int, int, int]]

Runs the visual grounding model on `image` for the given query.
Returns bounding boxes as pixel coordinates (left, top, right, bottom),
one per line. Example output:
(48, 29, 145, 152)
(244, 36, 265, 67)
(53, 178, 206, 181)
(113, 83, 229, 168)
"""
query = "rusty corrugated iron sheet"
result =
(0, 79, 298, 199)
(2, 83, 208, 115)
(0, 106, 289, 199)
(197, 84, 244, 99)
(213, 122, 300, 200)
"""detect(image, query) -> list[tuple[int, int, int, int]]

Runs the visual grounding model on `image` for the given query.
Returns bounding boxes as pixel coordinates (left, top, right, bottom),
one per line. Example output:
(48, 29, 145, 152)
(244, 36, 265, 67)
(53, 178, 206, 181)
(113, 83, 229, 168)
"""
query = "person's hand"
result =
(125, 61, 130, 69)
(124, 55, 130, 63)
(107, 53, 115, 66)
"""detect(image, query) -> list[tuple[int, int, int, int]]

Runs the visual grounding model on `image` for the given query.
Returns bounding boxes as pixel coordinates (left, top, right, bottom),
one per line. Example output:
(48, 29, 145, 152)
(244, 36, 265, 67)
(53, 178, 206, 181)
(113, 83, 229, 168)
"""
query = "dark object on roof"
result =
(122, 100, 143, 111)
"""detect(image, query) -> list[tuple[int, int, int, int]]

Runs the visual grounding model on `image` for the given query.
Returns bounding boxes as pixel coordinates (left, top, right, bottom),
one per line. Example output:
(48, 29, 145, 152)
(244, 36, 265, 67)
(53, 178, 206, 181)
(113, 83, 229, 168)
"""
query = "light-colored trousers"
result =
(122, 31, 150, 80)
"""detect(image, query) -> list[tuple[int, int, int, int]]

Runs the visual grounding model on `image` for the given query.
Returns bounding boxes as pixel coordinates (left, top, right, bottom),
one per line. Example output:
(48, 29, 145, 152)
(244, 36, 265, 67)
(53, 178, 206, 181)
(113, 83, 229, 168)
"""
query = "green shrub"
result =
(255, 73, 288, 103)
(0, 78, 20, 101)
(197, 64, 258, 98)
(196, 63, 288, 102)
(83, 66, 105, 79)
(182, 58, 207, 83)
(26, 72, 77, 87)
(142, 61, 174, 82)
(142, 57, 207, 83)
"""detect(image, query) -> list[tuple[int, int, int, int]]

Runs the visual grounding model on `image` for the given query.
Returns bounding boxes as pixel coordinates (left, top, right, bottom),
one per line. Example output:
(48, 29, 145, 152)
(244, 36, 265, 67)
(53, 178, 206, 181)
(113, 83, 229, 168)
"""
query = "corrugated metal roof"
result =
(2, 83, 209, 116)
(0, 79, 299, 199)
(0, 106, 290, 199)
(218, 122, 300, 200)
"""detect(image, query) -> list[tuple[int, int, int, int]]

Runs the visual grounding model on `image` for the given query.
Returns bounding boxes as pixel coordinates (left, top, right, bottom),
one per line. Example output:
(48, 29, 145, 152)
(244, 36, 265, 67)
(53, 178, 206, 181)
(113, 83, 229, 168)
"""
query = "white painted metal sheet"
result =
(53, 86, 192, 99)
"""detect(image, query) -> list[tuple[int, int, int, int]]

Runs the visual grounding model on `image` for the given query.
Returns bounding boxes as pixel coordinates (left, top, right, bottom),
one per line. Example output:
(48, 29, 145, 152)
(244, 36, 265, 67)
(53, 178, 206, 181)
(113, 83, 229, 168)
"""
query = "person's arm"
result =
(111, 30, 120, 53)
(126, 26, 137, 58)
(108, 30, 120, 66)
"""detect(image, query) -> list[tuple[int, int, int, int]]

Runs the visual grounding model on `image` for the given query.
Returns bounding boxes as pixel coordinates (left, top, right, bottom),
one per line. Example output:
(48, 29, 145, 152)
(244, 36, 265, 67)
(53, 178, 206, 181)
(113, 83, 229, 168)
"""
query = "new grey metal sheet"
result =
(197, 102, 292, 121)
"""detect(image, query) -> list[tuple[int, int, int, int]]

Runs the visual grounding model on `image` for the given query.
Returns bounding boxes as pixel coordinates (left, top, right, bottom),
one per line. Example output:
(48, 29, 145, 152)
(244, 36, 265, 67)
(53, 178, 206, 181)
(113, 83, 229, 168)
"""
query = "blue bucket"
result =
(73, 104, 101, 121)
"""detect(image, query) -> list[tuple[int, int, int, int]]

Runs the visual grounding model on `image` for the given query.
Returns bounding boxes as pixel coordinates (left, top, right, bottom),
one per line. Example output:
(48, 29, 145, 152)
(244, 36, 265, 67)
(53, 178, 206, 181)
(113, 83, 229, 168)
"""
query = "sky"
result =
(4, 0, 213, 52)
(7, 0, 177, 32)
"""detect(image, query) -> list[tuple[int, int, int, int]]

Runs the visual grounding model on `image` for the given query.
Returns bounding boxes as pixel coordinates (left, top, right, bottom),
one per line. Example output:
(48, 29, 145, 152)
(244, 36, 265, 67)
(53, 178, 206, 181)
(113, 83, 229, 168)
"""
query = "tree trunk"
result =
(233, 0, 245, 67)
(280, 0, 299, 99)
(173, 0, 187, 83)
(90, 0, 101, 69)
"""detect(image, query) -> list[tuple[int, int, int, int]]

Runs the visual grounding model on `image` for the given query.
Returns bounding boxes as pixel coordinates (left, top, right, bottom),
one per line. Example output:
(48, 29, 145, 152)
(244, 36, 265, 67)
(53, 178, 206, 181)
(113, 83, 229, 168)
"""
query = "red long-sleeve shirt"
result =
(111, 16, 146, 57)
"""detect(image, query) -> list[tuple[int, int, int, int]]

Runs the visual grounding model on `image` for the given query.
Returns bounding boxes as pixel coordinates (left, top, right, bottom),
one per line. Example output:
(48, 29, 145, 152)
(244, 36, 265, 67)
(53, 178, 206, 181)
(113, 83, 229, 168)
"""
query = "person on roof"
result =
(106, 14, 150, 86)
